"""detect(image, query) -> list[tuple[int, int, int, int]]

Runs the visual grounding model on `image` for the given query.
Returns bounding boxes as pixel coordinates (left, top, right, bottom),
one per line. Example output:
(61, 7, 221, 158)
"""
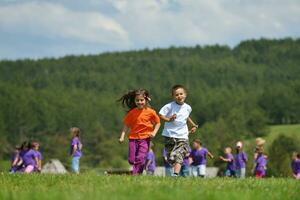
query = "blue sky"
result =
(0, 0, 299, 60)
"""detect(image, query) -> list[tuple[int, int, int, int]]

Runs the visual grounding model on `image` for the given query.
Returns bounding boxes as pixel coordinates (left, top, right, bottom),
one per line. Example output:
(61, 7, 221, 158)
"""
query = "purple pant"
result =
(128, 138, 150, 175)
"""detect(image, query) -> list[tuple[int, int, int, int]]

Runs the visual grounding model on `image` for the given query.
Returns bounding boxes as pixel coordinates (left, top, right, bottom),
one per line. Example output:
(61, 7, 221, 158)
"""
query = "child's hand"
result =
(168, 114, 177, 122)
(219, 156, 224, 160)
(119, 136, 125, 144)
(189, 127, 197, 134)
(149, 132, 156, 138)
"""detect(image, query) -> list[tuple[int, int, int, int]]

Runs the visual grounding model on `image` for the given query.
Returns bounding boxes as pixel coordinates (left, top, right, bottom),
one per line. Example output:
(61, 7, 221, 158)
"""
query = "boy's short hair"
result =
(171, 84, 187, 95)
(193, 138, 202, 145)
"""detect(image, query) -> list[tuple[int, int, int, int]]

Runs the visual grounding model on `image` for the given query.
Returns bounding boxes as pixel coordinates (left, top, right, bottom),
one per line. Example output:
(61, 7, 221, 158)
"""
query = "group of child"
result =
(117, 84, 300, 179)
(10, 127, 82, 174)
(9, 84, 300, 179)
(10, 141, 42, 173)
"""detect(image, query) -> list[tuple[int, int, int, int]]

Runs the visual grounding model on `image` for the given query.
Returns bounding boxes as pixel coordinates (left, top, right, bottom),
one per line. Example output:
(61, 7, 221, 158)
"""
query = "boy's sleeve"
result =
(159, 104, 170, 116)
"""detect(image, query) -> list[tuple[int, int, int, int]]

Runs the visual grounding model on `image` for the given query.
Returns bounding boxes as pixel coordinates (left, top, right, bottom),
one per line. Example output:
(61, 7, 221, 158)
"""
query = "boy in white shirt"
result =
(159, 85, 198, 177)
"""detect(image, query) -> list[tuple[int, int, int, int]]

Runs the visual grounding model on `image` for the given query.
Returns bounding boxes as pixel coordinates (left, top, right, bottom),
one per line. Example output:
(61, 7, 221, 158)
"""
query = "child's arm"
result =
(12, 155, 19, 166)
(145, 159, 152, 170)
(188, 157, 193, 165)
(39, 160, 42, 171)
(150, 123, 161, 138)
(119, 125, 129, 144)
(187, 117, 198, 134)
(208, 151, 214, 159)
(159, 114, 176, 122)
(219, 156, 230, 162)
(72, 144, 78, 156)
(34, 156, 39, 169)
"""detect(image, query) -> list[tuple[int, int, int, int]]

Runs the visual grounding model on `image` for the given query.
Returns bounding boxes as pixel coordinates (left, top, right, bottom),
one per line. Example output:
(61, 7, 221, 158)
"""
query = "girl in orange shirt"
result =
(118, 89, 161, 175)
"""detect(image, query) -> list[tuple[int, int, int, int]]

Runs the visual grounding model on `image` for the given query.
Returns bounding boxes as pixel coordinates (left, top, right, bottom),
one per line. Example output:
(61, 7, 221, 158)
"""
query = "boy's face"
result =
(192, 142, 200, 149)
(172, 88, 187, 105)
(225, 148, 231, 154)
(292, 153, 298, 160)
(135, 95, 146, 109)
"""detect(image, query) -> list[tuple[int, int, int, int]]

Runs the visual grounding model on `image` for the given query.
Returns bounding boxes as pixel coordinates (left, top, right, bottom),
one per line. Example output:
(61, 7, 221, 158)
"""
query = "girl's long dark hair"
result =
(118, 89, 151, 110)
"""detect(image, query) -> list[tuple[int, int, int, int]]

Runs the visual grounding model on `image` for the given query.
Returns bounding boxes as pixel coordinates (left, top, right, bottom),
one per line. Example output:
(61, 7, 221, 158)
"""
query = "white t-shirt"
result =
(159, 101, 192, 139)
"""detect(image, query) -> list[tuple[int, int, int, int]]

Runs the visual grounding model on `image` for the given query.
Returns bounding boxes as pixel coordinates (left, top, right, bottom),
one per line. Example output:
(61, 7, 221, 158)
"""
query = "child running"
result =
(254, 147, 267, 179)
(189, 139, 214, 177)
(220, 147, 236, 177)
(32, 142, 42, 172)
(291, 152, 300, 179)
(235, 141, 247, 178)
(70, 127, 83, 174)
(118, 89, 161, 175)
(159, 85, 198, 177)
(145, 142, 156, 175)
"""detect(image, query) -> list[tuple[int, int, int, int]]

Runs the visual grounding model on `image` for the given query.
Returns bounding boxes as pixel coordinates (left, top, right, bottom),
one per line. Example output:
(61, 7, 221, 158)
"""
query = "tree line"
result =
(0, 38, 299, 175)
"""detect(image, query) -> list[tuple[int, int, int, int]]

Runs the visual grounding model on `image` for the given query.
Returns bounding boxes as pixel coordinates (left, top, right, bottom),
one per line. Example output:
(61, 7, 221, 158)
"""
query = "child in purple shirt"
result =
(70, 127, 82, 174)
(145, 143, 156, 175)
(32, 142, 42, 172)
(21, 141, 38, 173)
(254, 147, 267, 178)
(189, 139, 214, 177)
(10, 145, 21, 173)
(163, 148, 174, 176)
(235, 141, 247, 178)
(291, 152, 300, 180)
(220, 147, 236, 177)
(180, 150, 191, 177)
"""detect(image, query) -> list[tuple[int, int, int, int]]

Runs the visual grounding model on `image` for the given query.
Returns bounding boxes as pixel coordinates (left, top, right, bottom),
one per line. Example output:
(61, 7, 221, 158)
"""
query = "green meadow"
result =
(0, 173, 299, 200)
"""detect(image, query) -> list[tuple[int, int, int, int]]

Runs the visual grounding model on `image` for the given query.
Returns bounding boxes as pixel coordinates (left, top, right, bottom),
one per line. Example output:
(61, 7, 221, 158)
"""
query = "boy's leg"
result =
(191, 166, 197, 177)
(134, 139, 150, 174)
(199, 165, 206, 177)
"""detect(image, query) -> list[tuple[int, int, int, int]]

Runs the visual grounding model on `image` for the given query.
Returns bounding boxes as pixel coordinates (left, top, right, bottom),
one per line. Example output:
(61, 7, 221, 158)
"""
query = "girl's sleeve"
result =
(152, 111, 161, 124)
(123, 112, 132, 126)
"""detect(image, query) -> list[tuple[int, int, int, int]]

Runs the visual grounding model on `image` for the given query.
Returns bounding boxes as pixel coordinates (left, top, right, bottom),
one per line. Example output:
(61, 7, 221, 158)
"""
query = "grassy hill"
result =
(266, 124, 300, 148)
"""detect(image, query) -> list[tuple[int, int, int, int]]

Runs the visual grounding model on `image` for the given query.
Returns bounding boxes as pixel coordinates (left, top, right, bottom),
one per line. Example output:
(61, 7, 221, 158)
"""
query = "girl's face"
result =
(173, 88, 187, 105)
(135, 95, 146, 109)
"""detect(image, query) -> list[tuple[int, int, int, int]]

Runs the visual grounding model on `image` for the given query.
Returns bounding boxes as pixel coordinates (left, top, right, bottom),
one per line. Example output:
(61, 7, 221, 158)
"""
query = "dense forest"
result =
(0, 38, 300, 174)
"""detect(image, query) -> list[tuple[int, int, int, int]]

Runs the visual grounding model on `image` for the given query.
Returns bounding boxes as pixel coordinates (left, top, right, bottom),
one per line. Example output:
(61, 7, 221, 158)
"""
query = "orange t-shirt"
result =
(123, 107, 160, 139)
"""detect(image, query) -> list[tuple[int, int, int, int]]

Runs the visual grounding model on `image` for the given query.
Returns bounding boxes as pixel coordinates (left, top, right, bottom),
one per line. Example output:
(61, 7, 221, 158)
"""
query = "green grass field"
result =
(0, 173, 299, 200)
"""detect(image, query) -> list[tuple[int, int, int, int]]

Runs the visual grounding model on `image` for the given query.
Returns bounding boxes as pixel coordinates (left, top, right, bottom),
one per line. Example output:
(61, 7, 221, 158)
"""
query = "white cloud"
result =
(0, 0, 299, 59)
(0, 1, 130, 47)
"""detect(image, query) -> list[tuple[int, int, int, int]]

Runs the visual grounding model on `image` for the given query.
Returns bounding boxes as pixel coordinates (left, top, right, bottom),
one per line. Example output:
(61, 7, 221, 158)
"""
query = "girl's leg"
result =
(128, 139, 136, 165)
(72, 157, 80, 173)
(134, 139, 150, 174)
(24, 165, 34, 173)
(241, 168, 246, 178)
